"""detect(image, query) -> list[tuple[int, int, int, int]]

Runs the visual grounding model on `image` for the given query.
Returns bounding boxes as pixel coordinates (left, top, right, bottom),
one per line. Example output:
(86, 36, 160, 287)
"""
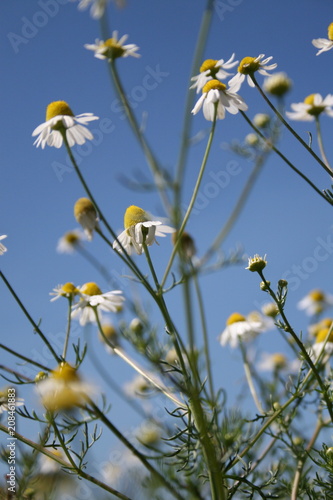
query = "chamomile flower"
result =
(191, 79, 248, 121)
(308, 318, 333, 338)
(263, 72, 292, 97)
(310, 326, 333, 361)
(56, 229, 85, 254)
(286, 94, 333, 122)
(246, 254, 267, 272)
(71, 282, 125, 326)
(113, 205, 174, 255)
(74, 198, 99, 241)
(36, 362, 95, 411)
(219, 312, 267, 348)
(32, 100, 98, 149)
(0, 235, 7, 255)
(85, 32, 140, 60)
(312, 22, 333, 55)
(50, 283, 80, 302)
(228, 54, 277, 92)
(190, 54, 238, 93)
(298, 289, 333, 316)
(257, 352, 299, 373)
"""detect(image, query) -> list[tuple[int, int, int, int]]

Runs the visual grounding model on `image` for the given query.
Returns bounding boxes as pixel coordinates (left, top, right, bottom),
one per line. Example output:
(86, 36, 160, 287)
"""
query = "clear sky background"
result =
(1, 0, 333, 493)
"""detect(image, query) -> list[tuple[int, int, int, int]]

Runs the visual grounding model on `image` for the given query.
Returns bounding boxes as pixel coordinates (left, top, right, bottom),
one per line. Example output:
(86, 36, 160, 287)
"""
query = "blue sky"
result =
(1, 0, 333, 489)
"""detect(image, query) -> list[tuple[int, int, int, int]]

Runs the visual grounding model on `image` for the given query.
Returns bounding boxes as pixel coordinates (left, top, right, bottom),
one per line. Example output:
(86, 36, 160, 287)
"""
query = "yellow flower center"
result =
(328, 22, 333, 41)
(124, 205, 148, 229)
(238, 57, 260, 75)
(53, 362, 80, 382)
(46, 101, 74, 121)
(272, 353, 287, 369)
(101, 38, 126, 59)
(101, 324, 117, 339)
(74, 198, 96, 220)
(226, 312, 246, 325)
(199, 59, 222, 79)
(61, 282, 79, 296)
(303, 95, 325, 116)
(202, 80, 227, 94)
(64, 232, 80, 245)
(309, 289, 325, 302)
(81, 282, 102, 296)
(316, 327, 333, 343)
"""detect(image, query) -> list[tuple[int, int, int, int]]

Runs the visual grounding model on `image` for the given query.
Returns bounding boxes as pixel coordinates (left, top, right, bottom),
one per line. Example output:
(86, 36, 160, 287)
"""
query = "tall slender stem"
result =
(315, 116, 332, 172)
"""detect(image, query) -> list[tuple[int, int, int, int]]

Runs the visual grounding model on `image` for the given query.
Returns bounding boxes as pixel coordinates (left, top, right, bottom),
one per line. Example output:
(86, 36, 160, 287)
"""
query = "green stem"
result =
(61, 297, 72, 360)
(240, 111, 331, 205)
(239, 342, 264, 414)
(88, 401, 187, 500)
(160, 107, 218, 290)
(0, 343, 51, 372)
(251, 75, 333, 178)
(315, 116, 332, 173)
(0, 271, 60, 363)
(258, 271, 333, 423)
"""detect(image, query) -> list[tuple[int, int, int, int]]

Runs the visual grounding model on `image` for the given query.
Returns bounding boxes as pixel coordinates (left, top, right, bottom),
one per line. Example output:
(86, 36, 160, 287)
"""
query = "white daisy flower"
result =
(191, 79, 248, 121)
(74, 198, 99, 241)
(71, 282, 125, 326)
(85, 32, 140, 60)
(190, 54, 238, 94)
(219, 312, 268, 348)
(0, 389, 24, 414)
(286, 93, 333, 122)
(0, 235, 7, 255)
(36, 362, 95, 411)
(124, 374, 155, 398)
(32, 100, 98, 149)
(56, 229, 86, 254)
(309, 326, 333, 362)
(72, 0, 107, 19)
(50, 283, 80, 302)
(228, 54, 277, 92)
(257, 352, 299, 373)
(312, 23, 333, 55)
(113, 205, 174, 255)
(298, 289, 333, 316)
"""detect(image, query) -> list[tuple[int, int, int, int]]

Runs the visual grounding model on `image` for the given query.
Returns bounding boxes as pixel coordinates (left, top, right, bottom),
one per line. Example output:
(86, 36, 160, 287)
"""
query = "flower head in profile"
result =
(257, 352, 299, 373)
(190, 54, 238, 93)
(286, 94, 333, 122)
(113, 205, 174, 255)
(32, 100, 98, 149)
(298, 289, 333, 316)
(36, 362, 95, 411)
(85, 31, 140, 60)
(310, 326, 333, 362)
(219, 311, 268, 348)
(228, 54, 277, 92)
(246, 254, 267, 273)
(309, 317, 333, 338)
(191, 79, 248, 121)
(74, 198, 99, 241)
(71, 282, 125, 326)
(71, 0, 125, 19)
(0, 235, 7, 255)
(57, 229, 86, 254)
(263, 72, 292, 97)
(312, 22, 333, 55)
(50, 283, 80, 302)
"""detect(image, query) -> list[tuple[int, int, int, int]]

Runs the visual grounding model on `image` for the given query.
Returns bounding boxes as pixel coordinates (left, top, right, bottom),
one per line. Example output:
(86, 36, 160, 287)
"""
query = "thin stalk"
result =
(88, 400, 187, 500)
(61, 297, 72, 360)
(240, 111, 331, 205)
(239, 342, 264, 414)
(251, 75, 333, 177)
(258, 271, 333, 423)
(291, 417, 327, 500)
(0, 271, 60, 363)
(0, 344, 51, 372)
(108, 60, 171, 213)
(315, 116, 332, 172)
(191, 262, 215, 400)
(160, 107, 218, 290)
(174, 0, 215, 217)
